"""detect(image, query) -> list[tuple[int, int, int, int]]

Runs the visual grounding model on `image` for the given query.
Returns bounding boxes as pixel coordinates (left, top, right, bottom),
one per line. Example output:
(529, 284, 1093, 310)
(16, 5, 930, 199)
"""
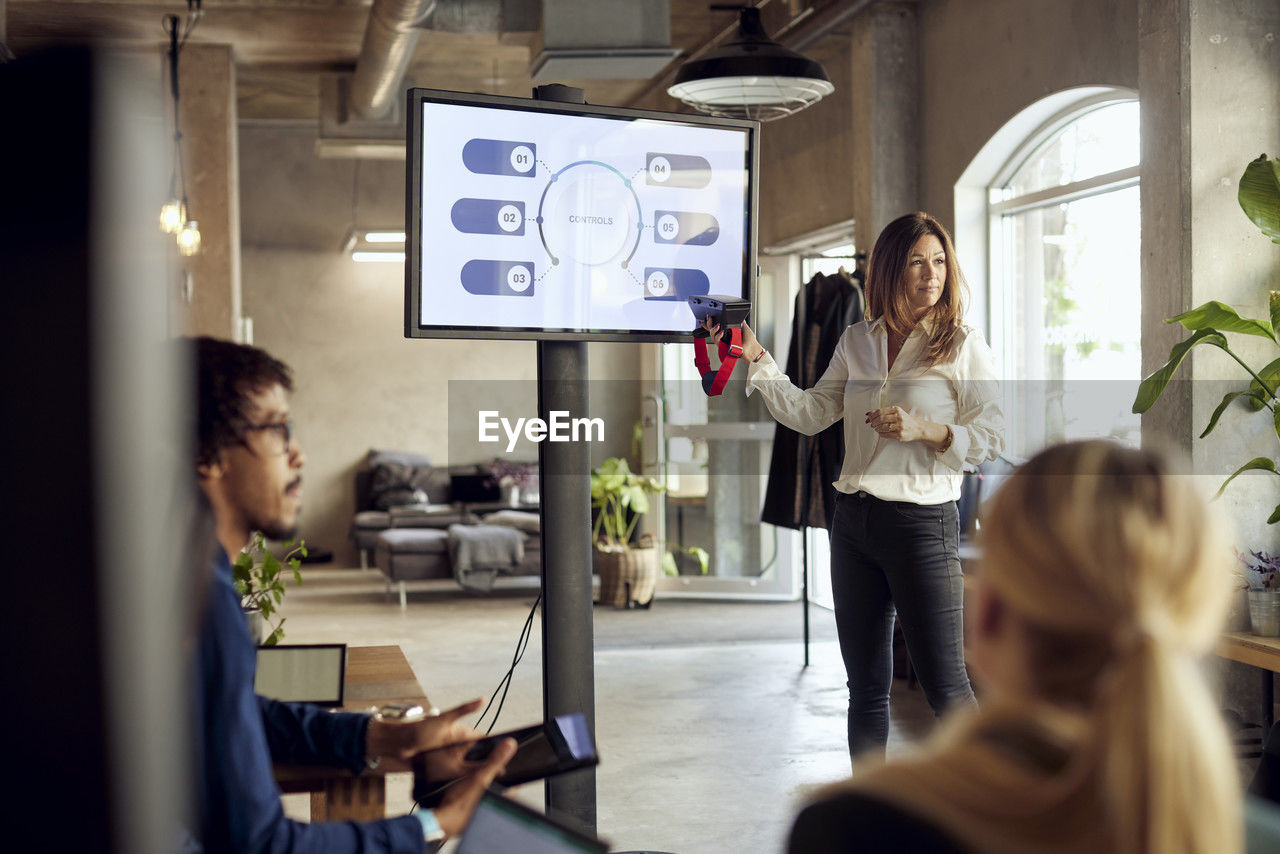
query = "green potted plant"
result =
(1237, 550, 1280, 637)
(1132, 155, 1280, 519)
(662, 544, 711, 577)
(591, 457, 664, 607)
(233, 531, 306, 646)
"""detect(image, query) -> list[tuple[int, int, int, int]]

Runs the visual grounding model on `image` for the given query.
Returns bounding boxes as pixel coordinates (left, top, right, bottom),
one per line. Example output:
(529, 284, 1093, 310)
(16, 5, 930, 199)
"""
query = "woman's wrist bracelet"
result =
(936, 424, 954, 454)
(752, 348, 767, 364)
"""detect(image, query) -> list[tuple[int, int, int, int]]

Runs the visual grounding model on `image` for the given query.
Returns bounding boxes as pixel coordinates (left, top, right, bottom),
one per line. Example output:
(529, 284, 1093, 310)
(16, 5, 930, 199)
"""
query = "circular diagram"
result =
(536, 160, 643, 268)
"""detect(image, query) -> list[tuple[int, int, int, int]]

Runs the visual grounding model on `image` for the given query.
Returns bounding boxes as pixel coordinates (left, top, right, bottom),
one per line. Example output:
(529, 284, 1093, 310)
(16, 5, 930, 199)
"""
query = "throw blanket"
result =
(448, 524, 524, 592)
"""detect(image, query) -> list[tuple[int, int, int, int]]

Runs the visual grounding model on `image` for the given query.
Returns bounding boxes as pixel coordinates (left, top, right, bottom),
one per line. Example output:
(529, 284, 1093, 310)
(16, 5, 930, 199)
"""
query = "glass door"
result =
(640, 267, 799, 599)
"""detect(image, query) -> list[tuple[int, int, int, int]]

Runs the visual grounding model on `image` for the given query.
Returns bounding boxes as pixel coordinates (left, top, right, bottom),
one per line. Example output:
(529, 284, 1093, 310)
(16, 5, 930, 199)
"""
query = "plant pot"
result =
(1248, 590, 1280, 637)
(595, 546, 659, 608)
(1227, 589, 1251, 632)
(244, 608, 267, 645)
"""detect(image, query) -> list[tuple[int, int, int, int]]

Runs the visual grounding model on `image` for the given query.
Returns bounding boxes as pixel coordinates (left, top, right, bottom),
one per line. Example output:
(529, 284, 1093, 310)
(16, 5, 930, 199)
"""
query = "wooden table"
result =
(273, 645, 430, 821)
(1216, 632, 1280, 731)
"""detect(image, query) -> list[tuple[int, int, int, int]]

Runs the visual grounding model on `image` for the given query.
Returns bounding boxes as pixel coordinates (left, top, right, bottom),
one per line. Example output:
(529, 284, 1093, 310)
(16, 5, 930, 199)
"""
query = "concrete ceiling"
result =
(4, 0, 831, 120)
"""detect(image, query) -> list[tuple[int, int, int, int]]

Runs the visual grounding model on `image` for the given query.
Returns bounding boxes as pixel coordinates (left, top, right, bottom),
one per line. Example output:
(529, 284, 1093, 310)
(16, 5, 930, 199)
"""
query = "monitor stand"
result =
(533, 83, 598, 837)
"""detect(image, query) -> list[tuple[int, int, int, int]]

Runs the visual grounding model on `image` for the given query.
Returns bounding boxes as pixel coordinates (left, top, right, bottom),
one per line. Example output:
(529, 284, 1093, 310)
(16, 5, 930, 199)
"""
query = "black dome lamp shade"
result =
(667, 6, 834, 121)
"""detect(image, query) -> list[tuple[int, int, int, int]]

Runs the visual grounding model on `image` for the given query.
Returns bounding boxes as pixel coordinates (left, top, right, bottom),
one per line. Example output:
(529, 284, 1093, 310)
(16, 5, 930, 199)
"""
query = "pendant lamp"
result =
(667, 6, 834, 122)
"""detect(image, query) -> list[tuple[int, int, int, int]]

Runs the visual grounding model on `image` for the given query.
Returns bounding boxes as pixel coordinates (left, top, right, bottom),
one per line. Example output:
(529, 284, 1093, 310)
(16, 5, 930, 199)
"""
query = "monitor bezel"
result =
(404, 87, 759, 343)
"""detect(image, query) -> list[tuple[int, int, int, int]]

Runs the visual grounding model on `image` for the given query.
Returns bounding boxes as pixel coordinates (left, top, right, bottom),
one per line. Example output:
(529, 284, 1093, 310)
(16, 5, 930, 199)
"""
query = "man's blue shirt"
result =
(195, 546, 425, 853)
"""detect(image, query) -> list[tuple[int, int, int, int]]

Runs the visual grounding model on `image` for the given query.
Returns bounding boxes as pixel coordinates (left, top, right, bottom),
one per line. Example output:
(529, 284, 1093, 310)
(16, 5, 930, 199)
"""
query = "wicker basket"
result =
(595, 546, 659, 608)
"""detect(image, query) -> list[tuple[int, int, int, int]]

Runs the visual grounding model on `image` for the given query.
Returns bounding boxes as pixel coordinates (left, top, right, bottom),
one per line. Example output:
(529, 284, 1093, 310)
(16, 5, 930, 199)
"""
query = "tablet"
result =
(413, 712, 599, 803)
(456, 790, 608, 854)
(254, 643, 347, 706)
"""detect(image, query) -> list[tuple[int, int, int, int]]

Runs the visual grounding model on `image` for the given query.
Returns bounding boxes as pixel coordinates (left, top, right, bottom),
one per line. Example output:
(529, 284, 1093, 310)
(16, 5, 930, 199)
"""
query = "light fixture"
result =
(177, 221, 202, 256)
(159, 198, 185, 234)
(343, 160, 405, 262)
(343, 227, 405, 263)
(667, 5, 834, 122)
(159, 1, 203, 253)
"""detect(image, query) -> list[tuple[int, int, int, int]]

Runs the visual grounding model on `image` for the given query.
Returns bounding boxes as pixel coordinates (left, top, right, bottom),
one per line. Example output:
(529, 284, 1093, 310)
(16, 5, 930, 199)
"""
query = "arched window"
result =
(987, 95, 1141, 459)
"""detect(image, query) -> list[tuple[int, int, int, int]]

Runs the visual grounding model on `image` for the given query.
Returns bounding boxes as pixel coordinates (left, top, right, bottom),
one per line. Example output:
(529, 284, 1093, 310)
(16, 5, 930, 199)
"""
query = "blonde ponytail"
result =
(978, 440, 1241, 854)
(1092, 638, 1240, 854)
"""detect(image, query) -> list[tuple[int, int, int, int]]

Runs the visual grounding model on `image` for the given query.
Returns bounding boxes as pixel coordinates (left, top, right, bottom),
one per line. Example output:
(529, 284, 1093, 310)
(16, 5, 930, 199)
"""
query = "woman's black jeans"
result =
(829, 489, 976, 757)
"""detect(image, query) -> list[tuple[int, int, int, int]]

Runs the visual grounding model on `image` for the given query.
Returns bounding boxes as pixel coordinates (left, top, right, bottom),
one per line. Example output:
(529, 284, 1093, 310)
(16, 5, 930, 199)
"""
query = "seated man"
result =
(192, 336, 514, 853)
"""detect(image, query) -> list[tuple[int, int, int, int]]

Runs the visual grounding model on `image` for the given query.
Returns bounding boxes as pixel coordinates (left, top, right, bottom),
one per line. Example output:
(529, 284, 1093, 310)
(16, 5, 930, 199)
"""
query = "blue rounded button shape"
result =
(653, 210, 720, 246)
(462, 139, 537, 178)
(460, 260, 536, 297)
(641, 267, 710, 301)
(451, 198, 526, 236)
(644, 153, 712, 189)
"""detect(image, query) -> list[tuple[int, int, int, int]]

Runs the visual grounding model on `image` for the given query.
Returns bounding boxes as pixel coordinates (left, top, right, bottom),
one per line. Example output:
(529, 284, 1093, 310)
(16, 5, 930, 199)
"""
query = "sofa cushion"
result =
(376, 528, 450, 555)
(354, 510, 392, 530)
(369, 460, 435, 510)
(480, 510, 540, 534)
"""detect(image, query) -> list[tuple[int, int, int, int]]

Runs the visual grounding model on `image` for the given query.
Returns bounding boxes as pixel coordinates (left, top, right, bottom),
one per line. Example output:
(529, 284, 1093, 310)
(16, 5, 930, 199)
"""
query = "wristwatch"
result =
(419, 808, 447, 844)
(364, 703, 428, 772)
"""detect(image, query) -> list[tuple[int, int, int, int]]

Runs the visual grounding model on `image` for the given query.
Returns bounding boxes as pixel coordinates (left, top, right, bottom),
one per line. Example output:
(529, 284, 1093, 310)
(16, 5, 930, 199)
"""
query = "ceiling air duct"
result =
(530, 0, 680, 80)
(317, 0, 537, 159)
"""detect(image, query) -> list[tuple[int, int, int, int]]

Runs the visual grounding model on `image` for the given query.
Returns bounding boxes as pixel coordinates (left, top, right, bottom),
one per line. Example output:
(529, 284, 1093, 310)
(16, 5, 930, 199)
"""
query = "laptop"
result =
(456, 790, 608, 854)
(254, 643, 347, 706)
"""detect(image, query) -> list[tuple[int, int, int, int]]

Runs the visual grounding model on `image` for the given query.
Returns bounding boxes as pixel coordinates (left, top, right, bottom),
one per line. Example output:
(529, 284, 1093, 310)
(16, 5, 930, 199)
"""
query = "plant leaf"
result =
(1215, 456, 1280, 499)
(1245, 356, 1280, 410)
(661, 552, 678, 576)
(1270, 503, 1280, 525)
(1201, 390, 1262, 437)
(1168, 301, 1274, 340)
(1239, 154, 1280, 244)
(1132, 329, 1229, 413)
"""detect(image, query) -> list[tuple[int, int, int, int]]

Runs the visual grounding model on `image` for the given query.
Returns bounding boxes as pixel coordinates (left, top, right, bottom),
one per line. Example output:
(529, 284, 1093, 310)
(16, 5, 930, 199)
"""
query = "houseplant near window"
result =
(234, 531, 306, 646)
(1132, 155, 1280, 520)
(591, 457, 665, 608)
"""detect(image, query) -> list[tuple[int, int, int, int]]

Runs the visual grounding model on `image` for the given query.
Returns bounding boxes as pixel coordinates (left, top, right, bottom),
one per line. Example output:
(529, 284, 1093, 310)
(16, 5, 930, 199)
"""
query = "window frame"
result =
(985, 90, 1141, 457)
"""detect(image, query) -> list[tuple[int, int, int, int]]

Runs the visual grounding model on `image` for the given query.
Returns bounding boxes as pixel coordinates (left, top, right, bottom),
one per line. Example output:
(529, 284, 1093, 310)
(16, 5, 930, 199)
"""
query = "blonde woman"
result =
(788, 440, 1251, 854)
(709, 212, 1003, 756)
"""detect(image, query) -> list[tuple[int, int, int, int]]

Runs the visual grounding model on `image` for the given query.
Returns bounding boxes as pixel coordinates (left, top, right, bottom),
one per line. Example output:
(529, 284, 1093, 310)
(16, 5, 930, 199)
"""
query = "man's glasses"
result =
(240, 420, 294, 455)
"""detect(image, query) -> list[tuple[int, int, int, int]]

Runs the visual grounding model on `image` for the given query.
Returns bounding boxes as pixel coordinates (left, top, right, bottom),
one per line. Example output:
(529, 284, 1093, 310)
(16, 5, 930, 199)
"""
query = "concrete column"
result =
(173, 43, 241, 340)
(1138, 0, 1194, 453)
(1140, 0, 1280, 725)
(849, 1, 919, 245)
(1140, 0, 1280, 541)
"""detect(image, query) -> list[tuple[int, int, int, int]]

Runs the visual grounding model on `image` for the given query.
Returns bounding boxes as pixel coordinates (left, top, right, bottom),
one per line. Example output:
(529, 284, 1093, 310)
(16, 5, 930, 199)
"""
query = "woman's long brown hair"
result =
(865, 211, 968, 366)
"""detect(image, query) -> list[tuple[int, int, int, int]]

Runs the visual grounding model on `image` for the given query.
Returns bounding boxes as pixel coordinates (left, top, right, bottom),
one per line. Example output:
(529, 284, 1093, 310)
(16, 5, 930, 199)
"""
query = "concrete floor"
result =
(276, 567, 936, 854)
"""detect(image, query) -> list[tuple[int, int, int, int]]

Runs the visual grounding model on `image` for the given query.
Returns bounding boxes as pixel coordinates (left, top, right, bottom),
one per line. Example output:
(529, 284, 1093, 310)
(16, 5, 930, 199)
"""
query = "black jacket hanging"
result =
(761, 270, 864, 530)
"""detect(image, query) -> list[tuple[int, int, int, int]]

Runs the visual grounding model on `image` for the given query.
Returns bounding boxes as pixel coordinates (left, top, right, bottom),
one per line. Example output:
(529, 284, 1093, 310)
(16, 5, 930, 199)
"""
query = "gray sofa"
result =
(349, 450, 541, 605)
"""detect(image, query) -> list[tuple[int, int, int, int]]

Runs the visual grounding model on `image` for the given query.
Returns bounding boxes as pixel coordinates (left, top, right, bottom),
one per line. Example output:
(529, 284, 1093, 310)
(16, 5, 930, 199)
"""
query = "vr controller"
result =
(689, 295, 751, 337)
(688, 295, 752, 396)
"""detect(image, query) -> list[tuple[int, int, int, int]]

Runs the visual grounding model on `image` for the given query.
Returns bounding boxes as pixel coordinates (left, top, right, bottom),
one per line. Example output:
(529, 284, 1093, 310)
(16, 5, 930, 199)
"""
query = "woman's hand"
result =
(866, 406, 932, 444)
(701, 318, 765, 363)
(366, 698, 484, 763)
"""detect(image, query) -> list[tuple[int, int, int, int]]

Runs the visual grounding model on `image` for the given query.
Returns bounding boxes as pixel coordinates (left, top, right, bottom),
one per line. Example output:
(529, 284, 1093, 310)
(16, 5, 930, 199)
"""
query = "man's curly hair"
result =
(191, 337, 293, 467)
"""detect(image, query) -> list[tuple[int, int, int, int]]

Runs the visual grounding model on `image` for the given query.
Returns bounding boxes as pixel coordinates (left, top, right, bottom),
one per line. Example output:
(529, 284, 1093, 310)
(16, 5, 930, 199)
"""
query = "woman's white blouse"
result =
(746, 317, 1004, 505)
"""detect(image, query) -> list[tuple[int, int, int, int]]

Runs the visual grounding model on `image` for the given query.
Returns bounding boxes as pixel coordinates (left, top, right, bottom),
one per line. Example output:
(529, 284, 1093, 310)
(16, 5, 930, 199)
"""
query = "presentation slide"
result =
(416, 99, 751, 336)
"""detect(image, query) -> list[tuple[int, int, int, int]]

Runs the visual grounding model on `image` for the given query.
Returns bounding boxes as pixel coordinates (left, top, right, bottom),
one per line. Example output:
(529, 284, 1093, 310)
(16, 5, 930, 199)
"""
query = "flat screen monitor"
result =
(405, 88, 759, 342)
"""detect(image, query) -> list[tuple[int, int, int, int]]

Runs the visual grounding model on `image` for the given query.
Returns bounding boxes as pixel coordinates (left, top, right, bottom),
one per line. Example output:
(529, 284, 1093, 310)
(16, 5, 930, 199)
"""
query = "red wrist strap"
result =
(694, 327, 743, 396)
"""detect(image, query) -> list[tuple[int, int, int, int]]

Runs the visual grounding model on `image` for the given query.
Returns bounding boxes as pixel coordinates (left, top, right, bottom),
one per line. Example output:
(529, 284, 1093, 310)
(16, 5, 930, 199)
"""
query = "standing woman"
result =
(708, 211, 1003, 757)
